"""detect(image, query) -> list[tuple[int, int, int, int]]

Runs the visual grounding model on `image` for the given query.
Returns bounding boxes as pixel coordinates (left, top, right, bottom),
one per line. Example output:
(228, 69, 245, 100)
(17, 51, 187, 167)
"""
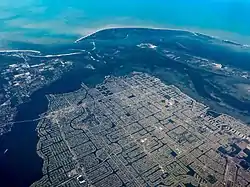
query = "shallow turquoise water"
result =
(0, 0, 250, 44)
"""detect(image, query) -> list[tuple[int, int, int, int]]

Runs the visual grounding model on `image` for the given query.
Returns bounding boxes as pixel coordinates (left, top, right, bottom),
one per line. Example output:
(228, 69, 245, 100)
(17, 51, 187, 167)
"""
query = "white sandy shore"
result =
(0, 49, 41, 54)
(40, 52, 83, 58)
(29, 51, 84, 58)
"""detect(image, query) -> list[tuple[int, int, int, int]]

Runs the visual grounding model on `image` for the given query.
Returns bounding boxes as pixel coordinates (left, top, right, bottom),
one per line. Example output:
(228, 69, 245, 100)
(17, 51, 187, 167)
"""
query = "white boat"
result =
(4, 149, 8, 154)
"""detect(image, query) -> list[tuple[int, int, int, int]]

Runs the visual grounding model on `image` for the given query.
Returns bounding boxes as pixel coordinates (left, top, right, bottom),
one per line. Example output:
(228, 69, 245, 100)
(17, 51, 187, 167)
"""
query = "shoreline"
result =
(0, 26, 248, 51)
(74, 26, 214, 43)
(74, 26, 250, 48)
(0, 49, 41, 54)
(29, 51, 84, 58)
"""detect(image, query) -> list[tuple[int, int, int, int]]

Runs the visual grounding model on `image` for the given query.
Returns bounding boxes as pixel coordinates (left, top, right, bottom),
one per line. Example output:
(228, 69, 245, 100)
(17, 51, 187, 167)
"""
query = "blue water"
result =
(1, 0, 250, 46)
(0, 67, 96, 187)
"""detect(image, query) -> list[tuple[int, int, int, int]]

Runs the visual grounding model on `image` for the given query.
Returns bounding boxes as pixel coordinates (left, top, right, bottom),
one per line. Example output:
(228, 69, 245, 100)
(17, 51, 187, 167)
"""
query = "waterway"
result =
(0, 92, 47, 187)
(0, 67, 91, 187)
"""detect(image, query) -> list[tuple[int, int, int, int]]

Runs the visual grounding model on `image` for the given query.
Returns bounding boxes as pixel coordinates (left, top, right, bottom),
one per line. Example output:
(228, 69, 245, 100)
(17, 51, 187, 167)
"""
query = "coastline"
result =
(29, 51, 84, 58)
(0, 50, 41, 54)
(73, 26, 250, 48)
(0, 50, 85, 58)
(74, 26, 213, 43)
(0, 26, 248, 51)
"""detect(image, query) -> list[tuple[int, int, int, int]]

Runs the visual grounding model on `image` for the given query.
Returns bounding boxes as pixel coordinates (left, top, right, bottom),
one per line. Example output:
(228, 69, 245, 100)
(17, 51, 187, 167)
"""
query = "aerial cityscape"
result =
(32, 72, 250, 187)
(1, 1, 250, 187)
(0, 27, 250, 187)
(0, 51, 73, 135)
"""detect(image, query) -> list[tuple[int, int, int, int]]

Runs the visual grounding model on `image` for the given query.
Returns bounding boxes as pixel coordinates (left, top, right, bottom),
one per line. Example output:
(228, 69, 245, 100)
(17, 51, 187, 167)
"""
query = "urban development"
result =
(32, 72, 250, 187)
(0, 52, 73, 135)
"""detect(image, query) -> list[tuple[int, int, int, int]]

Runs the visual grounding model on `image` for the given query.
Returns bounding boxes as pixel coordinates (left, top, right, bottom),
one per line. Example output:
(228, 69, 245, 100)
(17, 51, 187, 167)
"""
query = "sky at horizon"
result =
(0, 0, 250, 46)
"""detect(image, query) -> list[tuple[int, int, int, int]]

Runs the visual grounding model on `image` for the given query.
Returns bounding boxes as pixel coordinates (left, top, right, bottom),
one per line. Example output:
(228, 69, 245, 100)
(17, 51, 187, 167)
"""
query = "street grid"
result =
(32, 72, 250, 187)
